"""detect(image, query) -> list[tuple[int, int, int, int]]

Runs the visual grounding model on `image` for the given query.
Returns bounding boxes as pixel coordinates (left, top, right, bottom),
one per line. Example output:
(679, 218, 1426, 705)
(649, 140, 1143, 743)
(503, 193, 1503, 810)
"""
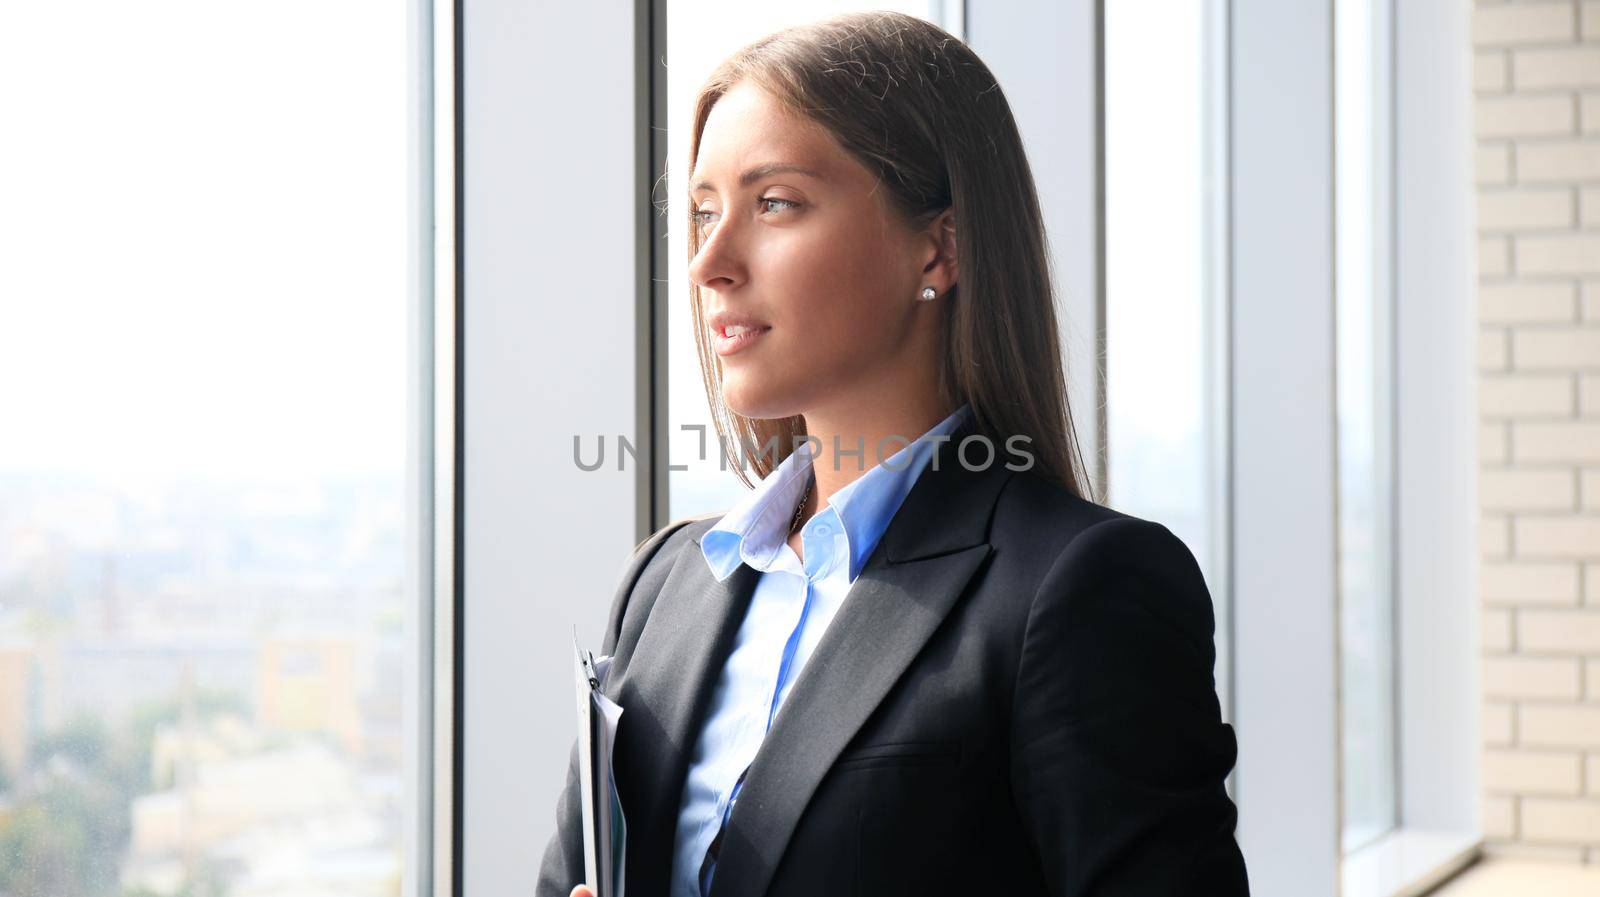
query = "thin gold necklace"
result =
(788, 473, 813, 537)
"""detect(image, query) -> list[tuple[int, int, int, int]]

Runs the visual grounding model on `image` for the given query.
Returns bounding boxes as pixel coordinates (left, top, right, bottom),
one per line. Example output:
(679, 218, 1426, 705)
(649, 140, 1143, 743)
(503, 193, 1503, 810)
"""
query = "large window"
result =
(1104, 0, 1232, 717)
(0, 3, 414, 895)
(664, 2, 964, 521)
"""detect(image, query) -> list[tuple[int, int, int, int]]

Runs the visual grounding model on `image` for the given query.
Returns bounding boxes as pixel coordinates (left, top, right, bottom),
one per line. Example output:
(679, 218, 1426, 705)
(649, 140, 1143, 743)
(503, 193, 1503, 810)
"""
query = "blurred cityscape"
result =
(0, 472, 405, 897)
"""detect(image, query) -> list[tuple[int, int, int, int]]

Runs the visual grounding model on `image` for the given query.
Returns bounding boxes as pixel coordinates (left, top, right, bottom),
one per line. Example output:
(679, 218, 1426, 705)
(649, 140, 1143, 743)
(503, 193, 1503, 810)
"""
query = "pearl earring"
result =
(918, 286, 937, 302)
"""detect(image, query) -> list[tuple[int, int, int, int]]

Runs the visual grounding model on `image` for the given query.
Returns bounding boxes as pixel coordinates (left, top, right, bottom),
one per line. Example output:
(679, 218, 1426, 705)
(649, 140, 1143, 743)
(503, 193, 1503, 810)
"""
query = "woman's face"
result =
(688, 82, 952, 422)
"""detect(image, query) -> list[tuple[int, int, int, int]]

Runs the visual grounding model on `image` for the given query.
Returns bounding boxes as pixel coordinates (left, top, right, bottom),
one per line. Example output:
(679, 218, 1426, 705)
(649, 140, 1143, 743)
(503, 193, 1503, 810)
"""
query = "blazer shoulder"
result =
(989, 467, 1131, 554)
(990, 470, 1209, 608)
(627, 511, 722, 561)
(601, 511, 725, 654)
(1028, 510, 1217, 668)
(615, 511, 725, 603)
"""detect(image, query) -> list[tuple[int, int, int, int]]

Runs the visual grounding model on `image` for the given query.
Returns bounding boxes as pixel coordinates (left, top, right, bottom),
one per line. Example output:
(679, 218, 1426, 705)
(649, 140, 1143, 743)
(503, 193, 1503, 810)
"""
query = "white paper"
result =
(594, 687, 626, 897)
(575, 643, 627, 897)
(573, 638, 600, 894)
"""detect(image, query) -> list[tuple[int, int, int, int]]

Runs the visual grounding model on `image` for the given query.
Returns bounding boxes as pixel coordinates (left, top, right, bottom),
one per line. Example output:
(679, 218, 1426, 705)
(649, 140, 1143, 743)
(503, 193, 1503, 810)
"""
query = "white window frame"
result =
(409, 0, 457, 895)
(1227, 1, 1342, 888)
(454, 0, 655, 894)
(1347, 0, 1480, 892)
(1224, 1, 1480, 895)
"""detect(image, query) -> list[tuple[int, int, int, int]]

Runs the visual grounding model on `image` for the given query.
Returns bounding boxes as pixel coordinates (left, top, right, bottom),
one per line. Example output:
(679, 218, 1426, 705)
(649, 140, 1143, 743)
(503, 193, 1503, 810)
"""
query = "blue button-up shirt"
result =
(668, 403, 972, 897)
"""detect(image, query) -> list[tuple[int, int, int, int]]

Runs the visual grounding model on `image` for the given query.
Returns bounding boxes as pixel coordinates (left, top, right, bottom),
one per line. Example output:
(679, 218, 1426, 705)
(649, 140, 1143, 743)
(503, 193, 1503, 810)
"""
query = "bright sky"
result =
(0, 0, 407, 480)
(1104, 0, 1208, 514)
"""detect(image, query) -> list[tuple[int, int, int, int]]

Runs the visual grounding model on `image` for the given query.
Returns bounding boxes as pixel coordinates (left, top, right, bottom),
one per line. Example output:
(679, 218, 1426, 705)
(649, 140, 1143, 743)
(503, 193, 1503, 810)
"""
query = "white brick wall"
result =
(1475, 0, 1600, 862)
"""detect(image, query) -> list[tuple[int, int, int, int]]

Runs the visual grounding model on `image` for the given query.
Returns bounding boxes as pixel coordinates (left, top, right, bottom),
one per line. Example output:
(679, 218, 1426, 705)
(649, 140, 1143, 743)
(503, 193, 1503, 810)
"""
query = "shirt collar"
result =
(700, 403, 972, 583)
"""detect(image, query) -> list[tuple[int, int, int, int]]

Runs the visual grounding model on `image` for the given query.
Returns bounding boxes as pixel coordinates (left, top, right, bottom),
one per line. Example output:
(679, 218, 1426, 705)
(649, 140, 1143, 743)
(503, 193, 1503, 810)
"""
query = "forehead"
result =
(692, 83, 846, 181)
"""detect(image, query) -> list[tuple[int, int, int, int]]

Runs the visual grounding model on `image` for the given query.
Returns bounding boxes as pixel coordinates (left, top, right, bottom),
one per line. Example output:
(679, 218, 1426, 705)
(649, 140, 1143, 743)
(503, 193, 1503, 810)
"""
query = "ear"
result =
(917, 207, 958, 297)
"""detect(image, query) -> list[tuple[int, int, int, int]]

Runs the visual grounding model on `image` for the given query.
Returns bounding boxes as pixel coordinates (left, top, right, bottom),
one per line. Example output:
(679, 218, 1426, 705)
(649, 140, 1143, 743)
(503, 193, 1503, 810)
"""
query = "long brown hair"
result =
(687, 11, 1091, 499)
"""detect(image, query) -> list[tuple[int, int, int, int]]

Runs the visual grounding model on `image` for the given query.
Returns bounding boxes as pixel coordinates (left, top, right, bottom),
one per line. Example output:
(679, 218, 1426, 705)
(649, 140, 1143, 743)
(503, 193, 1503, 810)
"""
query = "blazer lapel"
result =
(705, 431, 1016, 897)
(609, 542, 761, 897)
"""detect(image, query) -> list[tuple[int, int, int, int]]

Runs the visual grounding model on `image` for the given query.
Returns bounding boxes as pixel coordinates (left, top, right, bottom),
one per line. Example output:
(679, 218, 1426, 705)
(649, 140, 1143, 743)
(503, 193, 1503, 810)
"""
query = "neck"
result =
(798, 394, 958, 518)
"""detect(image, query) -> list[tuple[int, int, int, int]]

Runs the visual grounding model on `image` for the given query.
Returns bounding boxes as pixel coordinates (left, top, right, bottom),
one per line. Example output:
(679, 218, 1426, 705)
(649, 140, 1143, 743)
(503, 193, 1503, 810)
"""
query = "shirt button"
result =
(815, 523, 831, 535)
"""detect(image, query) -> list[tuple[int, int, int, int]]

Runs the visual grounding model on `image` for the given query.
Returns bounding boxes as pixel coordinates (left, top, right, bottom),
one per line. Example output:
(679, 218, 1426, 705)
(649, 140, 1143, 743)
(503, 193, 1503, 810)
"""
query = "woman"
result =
(543, 11, 1248, 897)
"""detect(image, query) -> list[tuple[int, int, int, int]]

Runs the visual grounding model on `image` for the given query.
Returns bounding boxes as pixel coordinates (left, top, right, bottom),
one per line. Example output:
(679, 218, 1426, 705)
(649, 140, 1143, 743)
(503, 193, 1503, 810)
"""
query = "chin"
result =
(720, 374, 806, 422)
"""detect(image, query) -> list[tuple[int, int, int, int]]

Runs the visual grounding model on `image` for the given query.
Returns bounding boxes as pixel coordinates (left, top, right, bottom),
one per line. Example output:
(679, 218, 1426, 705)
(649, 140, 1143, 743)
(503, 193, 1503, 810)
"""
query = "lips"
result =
(712, 323, 770, 357)
(708, 310, 772, 357)
(708, 309, 770, 336)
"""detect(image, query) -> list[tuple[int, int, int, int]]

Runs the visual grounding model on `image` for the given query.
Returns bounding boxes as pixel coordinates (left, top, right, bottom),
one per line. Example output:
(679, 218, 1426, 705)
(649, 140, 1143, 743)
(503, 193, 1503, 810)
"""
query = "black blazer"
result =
(538, 418, 1249, 897)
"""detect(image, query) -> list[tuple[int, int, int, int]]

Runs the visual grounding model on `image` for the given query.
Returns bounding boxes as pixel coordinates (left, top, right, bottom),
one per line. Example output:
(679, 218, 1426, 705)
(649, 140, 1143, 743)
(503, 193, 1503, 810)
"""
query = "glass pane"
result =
(1104, 0, 1231, 715)
(0, 2, 412, 894)
(1336, 0, 1398, 855)
(665, 2, 963, 521)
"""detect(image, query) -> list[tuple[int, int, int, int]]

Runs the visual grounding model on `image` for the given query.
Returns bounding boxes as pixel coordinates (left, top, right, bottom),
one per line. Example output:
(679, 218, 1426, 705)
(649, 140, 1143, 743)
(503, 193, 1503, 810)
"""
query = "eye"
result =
(691, 197, 797, 238)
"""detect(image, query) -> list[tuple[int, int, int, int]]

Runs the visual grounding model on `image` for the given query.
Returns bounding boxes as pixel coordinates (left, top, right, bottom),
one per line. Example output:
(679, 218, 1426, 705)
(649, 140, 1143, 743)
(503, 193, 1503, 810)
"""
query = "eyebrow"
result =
(690, 163, 824, 194)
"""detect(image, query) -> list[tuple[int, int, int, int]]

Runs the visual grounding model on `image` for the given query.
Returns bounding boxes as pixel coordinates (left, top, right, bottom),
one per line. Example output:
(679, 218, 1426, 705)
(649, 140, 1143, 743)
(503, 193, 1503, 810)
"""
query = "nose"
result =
(687, 215, 746, 293)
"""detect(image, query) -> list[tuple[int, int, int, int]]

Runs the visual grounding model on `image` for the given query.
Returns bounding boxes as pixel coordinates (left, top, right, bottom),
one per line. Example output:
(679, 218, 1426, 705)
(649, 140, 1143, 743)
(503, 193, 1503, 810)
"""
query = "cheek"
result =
(771, 265, 908, 377)
(758, 220, 910, 354)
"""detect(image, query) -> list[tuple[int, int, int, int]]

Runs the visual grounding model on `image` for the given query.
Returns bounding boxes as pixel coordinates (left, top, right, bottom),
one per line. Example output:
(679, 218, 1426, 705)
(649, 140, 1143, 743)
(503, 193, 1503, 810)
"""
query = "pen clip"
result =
(574, 627, 600, 690)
